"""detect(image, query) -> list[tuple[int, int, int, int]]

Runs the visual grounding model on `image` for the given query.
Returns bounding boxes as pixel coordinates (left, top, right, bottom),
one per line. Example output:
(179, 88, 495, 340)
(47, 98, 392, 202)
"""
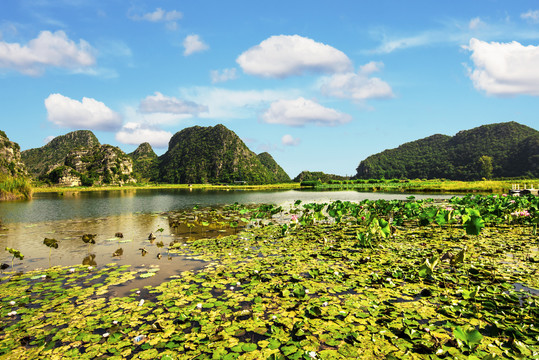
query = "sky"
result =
(1, 0, 539, 178)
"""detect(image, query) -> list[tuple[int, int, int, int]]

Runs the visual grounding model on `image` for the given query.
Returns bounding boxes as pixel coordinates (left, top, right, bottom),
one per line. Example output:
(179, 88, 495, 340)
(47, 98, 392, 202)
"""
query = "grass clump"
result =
(0, 176, 32, 200)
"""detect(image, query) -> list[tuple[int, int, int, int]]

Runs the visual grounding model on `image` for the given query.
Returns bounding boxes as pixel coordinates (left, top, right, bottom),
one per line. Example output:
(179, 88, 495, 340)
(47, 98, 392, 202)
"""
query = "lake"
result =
(0, 188, 455, 294)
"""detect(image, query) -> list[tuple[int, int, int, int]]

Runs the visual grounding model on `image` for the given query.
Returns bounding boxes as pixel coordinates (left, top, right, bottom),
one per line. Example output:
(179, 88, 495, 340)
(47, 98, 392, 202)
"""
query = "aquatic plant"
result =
(81, 233, 96, 253)
(1, 196, 538, 358)
(4, 247, 23, 270)
(43, 238, 58, 267)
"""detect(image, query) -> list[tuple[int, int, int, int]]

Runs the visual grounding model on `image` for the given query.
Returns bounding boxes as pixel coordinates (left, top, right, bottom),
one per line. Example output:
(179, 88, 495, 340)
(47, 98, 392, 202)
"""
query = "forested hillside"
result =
(293, 171, 349, 183)
(257, 152, 290, 183)
(355, 122, 538, 180)
(129, 142, 159, 182)
(21, 130, 100, 178)
(159, 124, 280, 184)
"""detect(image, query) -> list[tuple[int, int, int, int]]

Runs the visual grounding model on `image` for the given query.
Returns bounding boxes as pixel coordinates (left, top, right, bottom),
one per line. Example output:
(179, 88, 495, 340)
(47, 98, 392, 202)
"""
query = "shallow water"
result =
(0, 189, 454, 291)
(0, 188, 453, 223)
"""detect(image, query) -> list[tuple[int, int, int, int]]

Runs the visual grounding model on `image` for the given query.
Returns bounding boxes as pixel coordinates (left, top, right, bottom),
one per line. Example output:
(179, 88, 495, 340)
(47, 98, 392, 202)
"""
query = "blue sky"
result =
(1, 0, 539, 177)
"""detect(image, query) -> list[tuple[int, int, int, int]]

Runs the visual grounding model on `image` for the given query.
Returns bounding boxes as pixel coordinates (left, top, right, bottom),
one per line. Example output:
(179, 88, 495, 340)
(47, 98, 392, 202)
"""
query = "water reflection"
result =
(0, 189, 456, 292)
(82, 254, 97, 266)
(0, 188, 454, 223)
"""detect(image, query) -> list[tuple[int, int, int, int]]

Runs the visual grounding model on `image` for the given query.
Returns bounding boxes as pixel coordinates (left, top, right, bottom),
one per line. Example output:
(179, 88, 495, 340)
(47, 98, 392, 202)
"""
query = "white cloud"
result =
(129, 7, 182, 29)
(262, 97, 352, 127)
(521, 10, 539, 23)
(141, 8, 182, 22)
(0, 30, 95, 75)
(178, 86, 301, 119)
(370, 32, 435, 54)
(115, 122, 172, 148)
(464, 38, 539, 96)
(281, 134, 301, 146)
(320, 61, 394, 101)
(211, 68, 238, 83)
(369, 17, 494, 54)
(44, 135, 55, 144)
(44, 93, 122, 131)
(183, 34, 209, 56)
(469, 17, 483, 30)
(236, 34, 352, 78)
(139, 92, 208, 115)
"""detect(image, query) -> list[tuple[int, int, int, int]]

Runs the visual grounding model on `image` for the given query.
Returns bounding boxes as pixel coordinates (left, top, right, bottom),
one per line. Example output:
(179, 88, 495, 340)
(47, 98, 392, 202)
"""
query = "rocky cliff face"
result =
(21, 130, 100, 178)
(0, 130, 28, 179)
(129, 142, 159, 181)
(159, 124, 279, 184)
(45, 145, 136, 186)
(257, 152, 290, 183)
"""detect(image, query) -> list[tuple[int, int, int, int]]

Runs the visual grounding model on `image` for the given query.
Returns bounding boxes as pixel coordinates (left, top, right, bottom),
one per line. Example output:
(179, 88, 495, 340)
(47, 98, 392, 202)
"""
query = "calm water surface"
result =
(0, 189, 454, 293)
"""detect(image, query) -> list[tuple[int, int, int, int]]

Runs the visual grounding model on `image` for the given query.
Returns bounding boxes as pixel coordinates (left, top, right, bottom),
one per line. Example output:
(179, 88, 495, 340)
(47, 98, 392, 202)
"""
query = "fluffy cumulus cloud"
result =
(44, 93, 122, 131)
(236, 35, 352, 78)
(183, 34, 209, 56)
(115, 123, 172, 148)
(464, 38, 539, 96)
(281, 134, 301, 146)
(139, 92, 208, 115)
(0, 30, 95, 76)
(128, 8, 182, 29)
(521, 10, 539, 23)
(262, 97, 352, 126)
(211, 68, 238, 83)
(320, 61, 394, 101)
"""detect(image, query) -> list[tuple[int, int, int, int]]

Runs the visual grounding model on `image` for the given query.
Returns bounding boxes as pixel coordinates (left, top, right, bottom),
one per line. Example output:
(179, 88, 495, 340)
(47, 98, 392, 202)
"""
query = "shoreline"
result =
(30, 179, 538, 195)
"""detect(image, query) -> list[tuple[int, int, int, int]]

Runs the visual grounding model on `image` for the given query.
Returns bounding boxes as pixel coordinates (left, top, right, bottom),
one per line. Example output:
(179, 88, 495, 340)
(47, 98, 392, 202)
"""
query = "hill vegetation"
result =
(257, 152, 291, 183)
(355, 122, 538, 180)
(158, 124, 281, 184)
(0, 130, 31, 199)
(293, 170, 349, 183)
(129, 142, 159, 182)
(21, 130, 100, 178)
(43, 145, 136, 186)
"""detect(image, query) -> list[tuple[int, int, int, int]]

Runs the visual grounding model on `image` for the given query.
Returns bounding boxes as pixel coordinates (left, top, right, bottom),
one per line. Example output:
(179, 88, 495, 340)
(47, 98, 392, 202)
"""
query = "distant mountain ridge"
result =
(16, 125, 288, 186)
(293, 171, 349, 183)
(355, 122, 539, 180)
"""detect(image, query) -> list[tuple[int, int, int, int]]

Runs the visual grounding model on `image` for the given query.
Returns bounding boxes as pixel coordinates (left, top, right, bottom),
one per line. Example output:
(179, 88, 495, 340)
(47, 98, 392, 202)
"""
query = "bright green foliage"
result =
(355, 121, 539, 180)
(453, 326, 483, 350)
(478, 155, 493, 179)
(461, 208, 485, 236)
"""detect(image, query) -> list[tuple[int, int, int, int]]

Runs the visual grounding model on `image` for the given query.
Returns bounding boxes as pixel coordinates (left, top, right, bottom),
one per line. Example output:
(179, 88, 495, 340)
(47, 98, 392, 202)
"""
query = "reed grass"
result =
(0, 176, 32, 199)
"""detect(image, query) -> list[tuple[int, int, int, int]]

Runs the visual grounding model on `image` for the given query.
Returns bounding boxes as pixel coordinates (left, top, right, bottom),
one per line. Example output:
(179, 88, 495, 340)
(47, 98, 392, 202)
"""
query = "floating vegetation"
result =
(0, 195, 538, 359)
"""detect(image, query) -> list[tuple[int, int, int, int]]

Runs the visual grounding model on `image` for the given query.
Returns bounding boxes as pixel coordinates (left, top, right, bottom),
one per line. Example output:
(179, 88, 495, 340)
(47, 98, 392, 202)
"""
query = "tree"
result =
(478, 155, 493, 180)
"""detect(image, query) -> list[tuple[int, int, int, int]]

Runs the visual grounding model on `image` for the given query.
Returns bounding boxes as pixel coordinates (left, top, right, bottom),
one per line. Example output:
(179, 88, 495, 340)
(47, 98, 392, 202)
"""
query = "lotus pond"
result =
(1, 194, 538, 359)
